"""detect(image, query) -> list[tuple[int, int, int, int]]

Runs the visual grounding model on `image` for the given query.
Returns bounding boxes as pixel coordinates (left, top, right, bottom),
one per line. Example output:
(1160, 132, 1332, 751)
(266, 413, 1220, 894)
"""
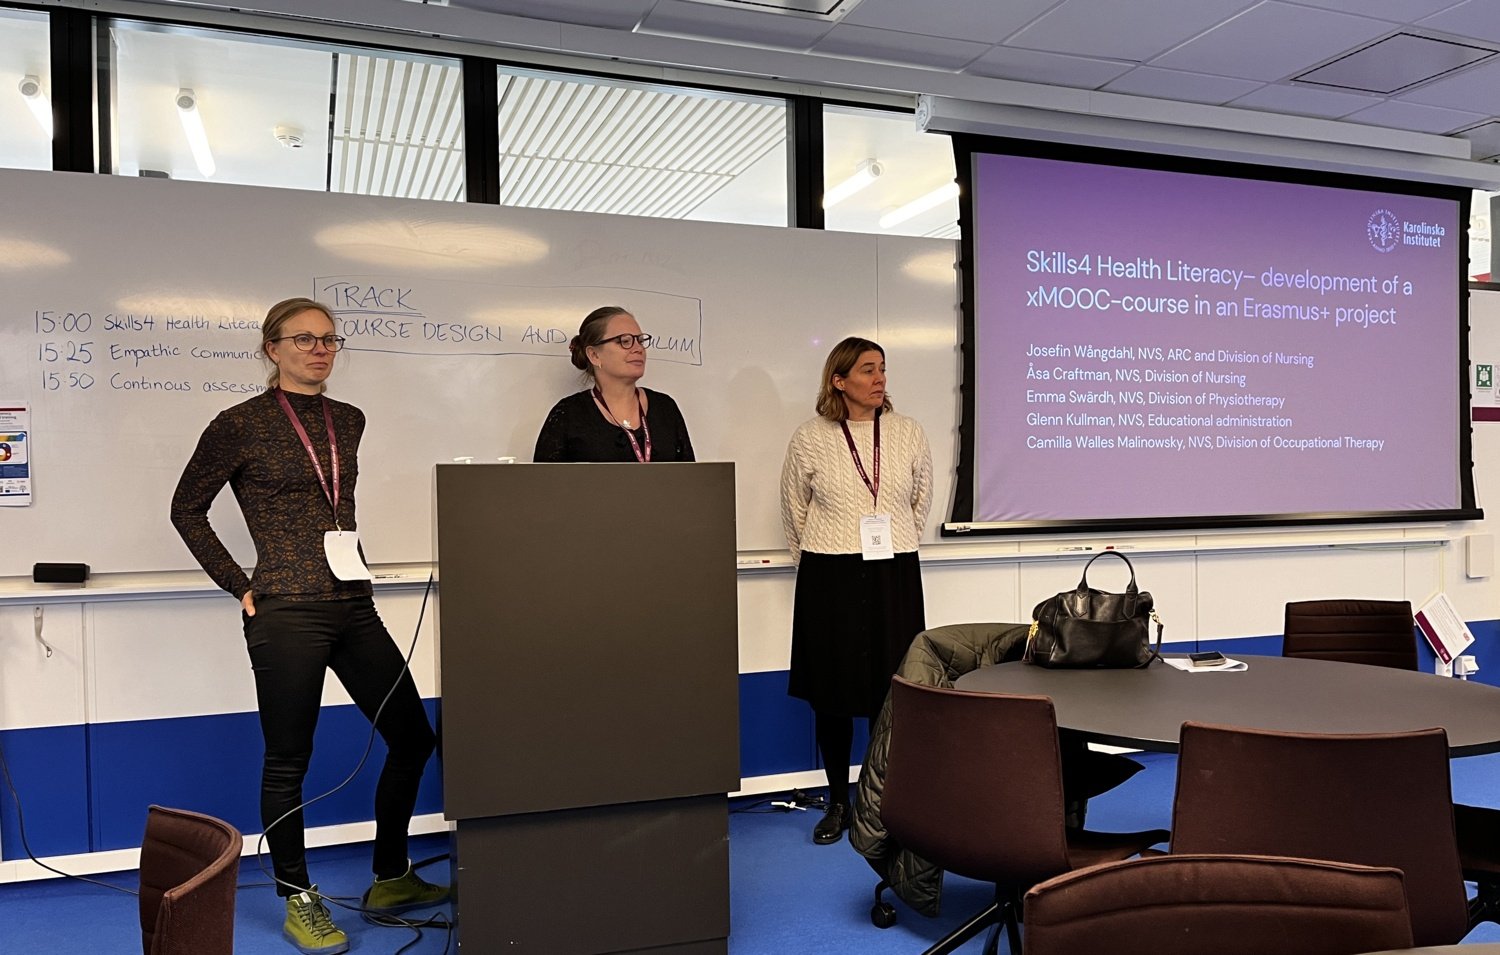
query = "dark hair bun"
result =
(568, 335, 590, 371)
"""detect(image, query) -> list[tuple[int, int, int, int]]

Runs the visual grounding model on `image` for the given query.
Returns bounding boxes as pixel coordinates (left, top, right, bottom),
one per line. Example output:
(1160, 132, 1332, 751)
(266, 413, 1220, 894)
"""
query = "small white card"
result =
(324, 530, 373, 581)
(860, 513, 894, 561)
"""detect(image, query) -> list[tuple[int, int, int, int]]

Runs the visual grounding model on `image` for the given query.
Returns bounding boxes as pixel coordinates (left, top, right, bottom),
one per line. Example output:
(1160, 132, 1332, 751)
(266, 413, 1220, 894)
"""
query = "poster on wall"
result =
(0, 402, 31, 506)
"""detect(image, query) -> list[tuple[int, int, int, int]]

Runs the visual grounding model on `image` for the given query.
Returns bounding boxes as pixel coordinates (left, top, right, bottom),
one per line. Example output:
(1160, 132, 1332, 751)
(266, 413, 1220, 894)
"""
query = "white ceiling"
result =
(439, 0, 1500, 154)
(11, 0, 1500, 247)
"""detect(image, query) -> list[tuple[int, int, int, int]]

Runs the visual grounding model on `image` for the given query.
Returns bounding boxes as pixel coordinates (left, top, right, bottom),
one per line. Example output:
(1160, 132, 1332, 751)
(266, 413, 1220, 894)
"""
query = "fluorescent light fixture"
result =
(175, 88, 216, 177)
(18, 75, 52, 138)
(823, 158, 882, 208)
(878, 181, 959, 229)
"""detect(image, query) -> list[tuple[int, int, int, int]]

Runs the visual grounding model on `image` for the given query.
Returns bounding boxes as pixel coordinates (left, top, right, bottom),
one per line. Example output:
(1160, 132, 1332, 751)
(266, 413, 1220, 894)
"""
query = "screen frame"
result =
(946, 134, 1482, 537)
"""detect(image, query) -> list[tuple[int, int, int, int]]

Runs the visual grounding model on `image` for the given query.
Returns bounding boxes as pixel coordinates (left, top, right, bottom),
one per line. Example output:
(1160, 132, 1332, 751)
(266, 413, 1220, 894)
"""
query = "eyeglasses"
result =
(597, 333, 653, 350)
(271, 333, 346, 352)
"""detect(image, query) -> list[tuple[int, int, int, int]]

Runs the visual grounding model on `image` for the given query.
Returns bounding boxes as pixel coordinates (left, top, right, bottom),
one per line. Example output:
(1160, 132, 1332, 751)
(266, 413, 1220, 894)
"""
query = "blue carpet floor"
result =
(4, 751, 1499, 953)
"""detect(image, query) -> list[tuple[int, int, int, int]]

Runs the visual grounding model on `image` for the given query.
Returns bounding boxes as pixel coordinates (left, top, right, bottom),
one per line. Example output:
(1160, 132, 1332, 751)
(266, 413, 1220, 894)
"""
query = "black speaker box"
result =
(33, 562, 90, 584)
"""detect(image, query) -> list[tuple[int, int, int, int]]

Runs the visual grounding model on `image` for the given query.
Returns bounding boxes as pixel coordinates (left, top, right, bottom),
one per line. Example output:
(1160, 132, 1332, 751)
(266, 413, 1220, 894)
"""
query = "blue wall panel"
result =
(738, 671, 814, 779)
(0, 724, 91, 861)
(87, 699, 442, 852)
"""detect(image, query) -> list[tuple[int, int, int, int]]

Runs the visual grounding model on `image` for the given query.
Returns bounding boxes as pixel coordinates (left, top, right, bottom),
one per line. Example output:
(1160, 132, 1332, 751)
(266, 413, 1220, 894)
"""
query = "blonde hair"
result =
(815, 337, 892, 421)
(260, 297, 336, 391)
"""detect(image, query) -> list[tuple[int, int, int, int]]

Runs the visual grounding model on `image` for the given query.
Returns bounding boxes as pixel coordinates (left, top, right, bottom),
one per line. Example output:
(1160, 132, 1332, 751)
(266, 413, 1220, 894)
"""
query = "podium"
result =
(433, 462, 740, 954)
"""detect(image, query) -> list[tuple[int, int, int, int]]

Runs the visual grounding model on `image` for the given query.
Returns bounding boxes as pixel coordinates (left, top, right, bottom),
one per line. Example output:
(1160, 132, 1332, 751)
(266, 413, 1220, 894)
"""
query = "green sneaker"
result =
(283, 886, 349, 954)
(363, 862, 451, 914)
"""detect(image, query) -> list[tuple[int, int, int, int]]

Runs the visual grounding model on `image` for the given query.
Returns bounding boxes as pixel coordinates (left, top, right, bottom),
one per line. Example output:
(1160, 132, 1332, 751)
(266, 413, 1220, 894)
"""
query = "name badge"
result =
(324, 530, 373, 581)
(860, 514, 895, 561)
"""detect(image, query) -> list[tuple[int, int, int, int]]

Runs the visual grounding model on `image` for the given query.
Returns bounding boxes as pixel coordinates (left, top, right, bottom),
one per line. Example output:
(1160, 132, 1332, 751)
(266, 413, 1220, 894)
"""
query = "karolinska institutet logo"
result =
(1367, 208, 1400, 252)
(1367, 207, 1445, 252)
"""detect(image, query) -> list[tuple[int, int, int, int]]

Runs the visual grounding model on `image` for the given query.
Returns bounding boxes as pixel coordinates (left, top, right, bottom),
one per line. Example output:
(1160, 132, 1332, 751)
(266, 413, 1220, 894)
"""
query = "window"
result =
(109, 21, 463, 200)
(822, 104, 958, 239)
(496, 66, 788, 226)
(0, 8, 52, 171)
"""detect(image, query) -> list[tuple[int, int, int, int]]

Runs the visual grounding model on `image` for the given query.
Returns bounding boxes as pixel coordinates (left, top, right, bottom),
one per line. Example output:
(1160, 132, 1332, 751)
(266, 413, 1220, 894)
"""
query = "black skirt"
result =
(787, 550, 926, 718)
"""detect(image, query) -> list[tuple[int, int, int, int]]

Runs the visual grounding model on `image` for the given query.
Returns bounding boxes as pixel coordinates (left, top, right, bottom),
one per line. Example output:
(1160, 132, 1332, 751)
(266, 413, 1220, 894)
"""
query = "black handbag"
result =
(1024, 551, 1163, 669)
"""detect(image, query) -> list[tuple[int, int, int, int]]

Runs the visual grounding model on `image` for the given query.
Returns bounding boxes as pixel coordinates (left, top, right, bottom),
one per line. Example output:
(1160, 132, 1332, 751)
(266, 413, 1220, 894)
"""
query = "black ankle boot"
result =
(813, 802, 850, 844)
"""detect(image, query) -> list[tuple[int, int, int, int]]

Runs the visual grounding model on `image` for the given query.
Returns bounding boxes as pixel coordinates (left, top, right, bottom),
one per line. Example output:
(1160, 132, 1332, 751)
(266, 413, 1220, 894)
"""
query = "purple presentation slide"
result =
(971, 151, 1462, 525)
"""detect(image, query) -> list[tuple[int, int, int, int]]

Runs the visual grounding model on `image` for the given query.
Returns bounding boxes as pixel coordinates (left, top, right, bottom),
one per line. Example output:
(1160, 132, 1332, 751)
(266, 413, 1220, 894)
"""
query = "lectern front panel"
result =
(435, 462, 740, 819)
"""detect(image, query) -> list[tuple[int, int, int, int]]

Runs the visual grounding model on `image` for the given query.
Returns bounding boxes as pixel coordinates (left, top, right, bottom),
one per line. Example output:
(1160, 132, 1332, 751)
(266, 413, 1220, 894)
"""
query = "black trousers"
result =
(243, 596, 436, 895)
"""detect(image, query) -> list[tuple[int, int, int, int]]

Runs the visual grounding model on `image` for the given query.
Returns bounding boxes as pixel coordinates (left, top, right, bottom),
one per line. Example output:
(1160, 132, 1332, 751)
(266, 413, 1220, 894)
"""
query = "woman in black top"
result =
(171, 297, 445, 955)
(533, 306, 695, 463)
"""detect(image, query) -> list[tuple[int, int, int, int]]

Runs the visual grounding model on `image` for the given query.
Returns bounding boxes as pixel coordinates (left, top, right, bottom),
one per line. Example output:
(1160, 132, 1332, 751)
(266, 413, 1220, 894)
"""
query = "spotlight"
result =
(18, 74, 52, 138)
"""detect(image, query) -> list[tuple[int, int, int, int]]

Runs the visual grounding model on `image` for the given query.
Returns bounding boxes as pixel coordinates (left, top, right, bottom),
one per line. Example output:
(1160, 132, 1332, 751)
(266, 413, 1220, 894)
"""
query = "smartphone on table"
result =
(1189, 651, 1227, 668)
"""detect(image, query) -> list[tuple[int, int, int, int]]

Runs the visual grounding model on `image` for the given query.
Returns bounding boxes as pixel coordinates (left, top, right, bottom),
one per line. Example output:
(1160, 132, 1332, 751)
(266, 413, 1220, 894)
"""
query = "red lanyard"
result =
(275, 388, 342, 529)
(839, 411, 880, 506)
(593, 386, 652, 462)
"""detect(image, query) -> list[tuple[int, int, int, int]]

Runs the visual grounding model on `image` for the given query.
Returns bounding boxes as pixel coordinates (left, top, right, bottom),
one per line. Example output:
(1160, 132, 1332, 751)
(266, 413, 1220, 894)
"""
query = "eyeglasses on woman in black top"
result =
(271, 333, 347, 352)
(596, 333, 653, 349)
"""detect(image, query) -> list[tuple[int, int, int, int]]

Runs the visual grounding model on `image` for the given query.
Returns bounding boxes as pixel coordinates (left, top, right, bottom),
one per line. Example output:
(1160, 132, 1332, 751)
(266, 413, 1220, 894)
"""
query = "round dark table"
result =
(1362, 946, 1500, 954)
(953, 655, 1500, 756)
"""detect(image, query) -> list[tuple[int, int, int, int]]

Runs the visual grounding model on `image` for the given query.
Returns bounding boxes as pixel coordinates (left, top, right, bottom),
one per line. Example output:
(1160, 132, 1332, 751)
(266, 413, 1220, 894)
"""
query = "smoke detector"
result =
(274, 125, 304, 149)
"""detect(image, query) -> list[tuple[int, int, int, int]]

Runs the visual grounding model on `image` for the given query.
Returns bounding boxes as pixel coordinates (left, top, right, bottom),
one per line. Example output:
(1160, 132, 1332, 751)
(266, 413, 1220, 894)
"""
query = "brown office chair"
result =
(1023, 853, 1414, 955)
(1171, 722, 1469, 947)
(1281, 598, 1418, 670)
(139, 805, 242, 955)
(1454, 803, 1500, 928)
(882, 676, 1169, 955)
(1280, 598, 1498, 928)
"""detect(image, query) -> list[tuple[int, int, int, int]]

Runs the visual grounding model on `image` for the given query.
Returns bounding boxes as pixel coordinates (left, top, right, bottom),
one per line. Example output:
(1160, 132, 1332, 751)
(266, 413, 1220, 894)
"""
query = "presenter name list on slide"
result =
(1025, 344, 1314, 369)
(1021, 433, 1384, 452)
(1025, 251, 1407, 296)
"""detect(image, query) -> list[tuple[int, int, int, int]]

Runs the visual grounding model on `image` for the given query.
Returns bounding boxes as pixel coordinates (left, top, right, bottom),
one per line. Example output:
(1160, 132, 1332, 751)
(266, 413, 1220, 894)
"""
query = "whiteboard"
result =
(0, 168, 959, 575)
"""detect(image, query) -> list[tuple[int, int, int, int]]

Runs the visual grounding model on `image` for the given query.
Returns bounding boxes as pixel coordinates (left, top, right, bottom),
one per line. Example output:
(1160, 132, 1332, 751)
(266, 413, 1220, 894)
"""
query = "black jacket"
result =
(850, 622, 1029, 916)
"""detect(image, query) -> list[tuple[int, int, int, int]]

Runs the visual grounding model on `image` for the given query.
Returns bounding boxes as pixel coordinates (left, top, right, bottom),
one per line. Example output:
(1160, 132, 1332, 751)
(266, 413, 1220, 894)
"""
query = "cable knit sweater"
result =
(780, 411, 933, 562)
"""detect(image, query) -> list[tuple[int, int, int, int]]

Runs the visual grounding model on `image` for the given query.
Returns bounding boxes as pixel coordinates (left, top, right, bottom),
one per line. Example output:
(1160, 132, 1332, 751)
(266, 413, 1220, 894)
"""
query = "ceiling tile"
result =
(1292, 0, 1469, 21)
(811, 23, 992, 70)
(1150, 1, 1393, 81)
(448, 0, 656, 30)
(965, 46, 1133, 89)
(1398, 56, 1500, 111)
(1102, 67, 1264, 104)
(1007, 0, 1258, 61)
(1341, 99, 1486, 133)
(638, 0, 837, 49)
(840, 0, 1059, 44)
(1295, 33, 1493, 94)
(1228, 82, 1379, 118)
(1417, 0, 1500, 44)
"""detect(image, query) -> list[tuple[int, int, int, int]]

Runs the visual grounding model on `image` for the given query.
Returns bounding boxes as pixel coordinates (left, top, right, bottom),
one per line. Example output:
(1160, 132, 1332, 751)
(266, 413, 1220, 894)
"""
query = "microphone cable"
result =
(255, 571, 453, 953)
(0, 572, 453, 951)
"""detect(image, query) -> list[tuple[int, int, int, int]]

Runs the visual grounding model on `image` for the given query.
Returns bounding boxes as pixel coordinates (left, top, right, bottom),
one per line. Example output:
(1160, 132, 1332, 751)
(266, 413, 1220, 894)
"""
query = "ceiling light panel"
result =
(673, 0, 865, 19)
(1295, 33, 1494, 93)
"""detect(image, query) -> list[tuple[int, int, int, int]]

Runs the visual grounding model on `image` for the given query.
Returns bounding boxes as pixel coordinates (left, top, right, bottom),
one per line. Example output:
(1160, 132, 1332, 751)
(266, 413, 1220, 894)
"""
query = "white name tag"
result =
(860, 513, 895, 561)
(324, 530, 373, 581)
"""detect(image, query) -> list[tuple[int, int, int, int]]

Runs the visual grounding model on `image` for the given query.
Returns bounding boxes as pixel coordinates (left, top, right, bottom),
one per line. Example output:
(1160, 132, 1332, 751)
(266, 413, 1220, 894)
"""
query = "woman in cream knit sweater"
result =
(780, 336, 933, 845)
